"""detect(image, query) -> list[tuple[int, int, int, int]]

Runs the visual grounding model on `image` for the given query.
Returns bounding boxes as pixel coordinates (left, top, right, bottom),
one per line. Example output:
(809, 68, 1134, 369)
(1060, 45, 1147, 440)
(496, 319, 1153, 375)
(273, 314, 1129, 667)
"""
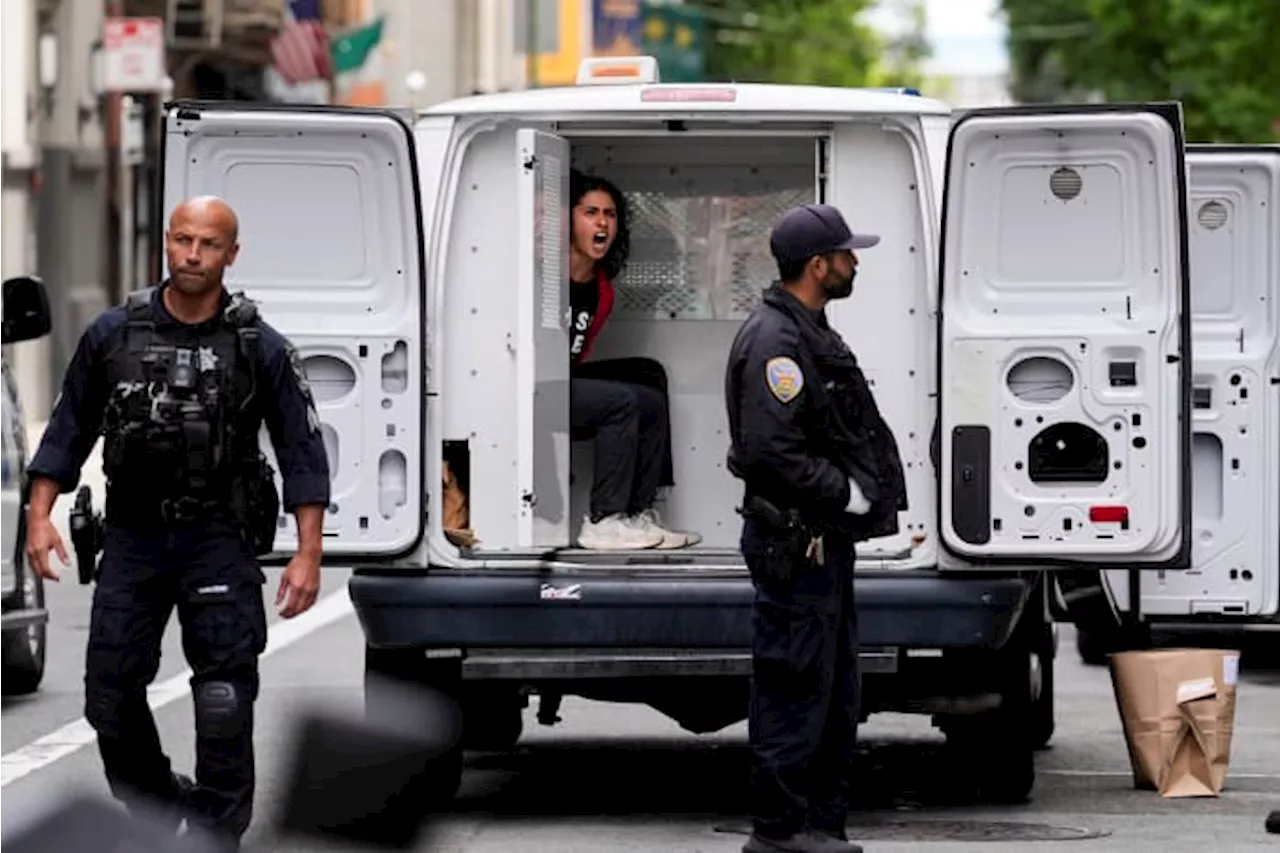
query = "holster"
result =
(229, 452, 281, 556)
(68, 485, 104, 585)
(738, 495, 813, 583)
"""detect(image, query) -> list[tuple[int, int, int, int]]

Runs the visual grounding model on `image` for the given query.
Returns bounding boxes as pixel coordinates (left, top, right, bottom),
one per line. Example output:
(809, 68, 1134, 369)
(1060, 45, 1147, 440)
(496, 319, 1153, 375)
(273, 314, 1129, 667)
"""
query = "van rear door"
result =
(937, 103, 1193, 569)
(161, 102, 427, 561)
(515, 128, 573, 549)
(1132, 145, 1280, 616)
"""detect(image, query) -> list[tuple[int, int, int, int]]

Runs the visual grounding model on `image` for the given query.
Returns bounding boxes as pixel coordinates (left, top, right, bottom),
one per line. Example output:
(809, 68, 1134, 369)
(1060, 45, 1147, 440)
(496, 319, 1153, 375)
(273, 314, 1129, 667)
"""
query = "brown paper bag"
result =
(442, 462, 477, 548)
(1109, 648, 1240, 798)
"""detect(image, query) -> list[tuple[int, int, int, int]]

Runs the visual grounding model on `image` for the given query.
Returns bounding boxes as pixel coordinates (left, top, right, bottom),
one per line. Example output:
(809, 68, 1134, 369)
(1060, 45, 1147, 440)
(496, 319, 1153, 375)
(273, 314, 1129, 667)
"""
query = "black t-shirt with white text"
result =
(569, 278, 598, 361)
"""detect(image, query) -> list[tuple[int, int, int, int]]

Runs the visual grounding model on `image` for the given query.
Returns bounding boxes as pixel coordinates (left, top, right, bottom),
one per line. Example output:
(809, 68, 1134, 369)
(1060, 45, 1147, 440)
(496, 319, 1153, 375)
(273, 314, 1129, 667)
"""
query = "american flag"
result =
(270, 1, 332, 86)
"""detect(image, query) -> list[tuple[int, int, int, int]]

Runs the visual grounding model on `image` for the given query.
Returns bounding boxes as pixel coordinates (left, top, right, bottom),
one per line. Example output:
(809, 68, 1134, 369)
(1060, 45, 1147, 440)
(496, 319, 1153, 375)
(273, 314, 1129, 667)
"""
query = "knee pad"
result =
(194, 680, 248, 739)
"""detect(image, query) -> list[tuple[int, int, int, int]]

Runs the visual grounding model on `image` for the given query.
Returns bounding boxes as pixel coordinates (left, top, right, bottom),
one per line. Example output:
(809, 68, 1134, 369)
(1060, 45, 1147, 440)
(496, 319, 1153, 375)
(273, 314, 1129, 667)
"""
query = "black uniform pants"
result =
(742, 516, 860, 840)
(84, 522, 267, 845)
(570, 358, 672, 520)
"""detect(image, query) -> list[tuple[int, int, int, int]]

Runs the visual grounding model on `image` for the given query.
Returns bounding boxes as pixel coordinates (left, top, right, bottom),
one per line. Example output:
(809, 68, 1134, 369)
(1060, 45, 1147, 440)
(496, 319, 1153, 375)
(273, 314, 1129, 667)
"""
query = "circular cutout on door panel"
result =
(302, 354, 357, 403)
(1007, 356, 1074, 404)
(1197, 200, 1229, 231)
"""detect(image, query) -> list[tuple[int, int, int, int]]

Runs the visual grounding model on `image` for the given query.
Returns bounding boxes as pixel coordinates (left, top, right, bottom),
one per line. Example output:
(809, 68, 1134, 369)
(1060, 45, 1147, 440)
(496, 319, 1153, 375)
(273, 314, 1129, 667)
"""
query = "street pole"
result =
(103, 0, 123, 305)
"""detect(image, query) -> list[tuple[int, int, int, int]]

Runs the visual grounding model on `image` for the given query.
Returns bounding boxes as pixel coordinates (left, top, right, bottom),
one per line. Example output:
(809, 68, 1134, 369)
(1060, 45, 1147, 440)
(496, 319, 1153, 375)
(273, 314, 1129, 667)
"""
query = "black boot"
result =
(150, 772, 195, 834)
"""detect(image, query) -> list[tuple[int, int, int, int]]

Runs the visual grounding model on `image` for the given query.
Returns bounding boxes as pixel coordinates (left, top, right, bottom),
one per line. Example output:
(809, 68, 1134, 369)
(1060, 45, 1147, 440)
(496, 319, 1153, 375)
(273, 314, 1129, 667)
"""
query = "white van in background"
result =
(156, 58, 1199, 803)
(1065, 145, 1280, 664)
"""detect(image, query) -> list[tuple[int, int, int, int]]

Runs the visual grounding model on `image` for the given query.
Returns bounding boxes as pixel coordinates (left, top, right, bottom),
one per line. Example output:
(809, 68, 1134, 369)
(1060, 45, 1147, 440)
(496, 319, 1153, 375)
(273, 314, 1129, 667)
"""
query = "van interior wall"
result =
(439, 121, 935, 559)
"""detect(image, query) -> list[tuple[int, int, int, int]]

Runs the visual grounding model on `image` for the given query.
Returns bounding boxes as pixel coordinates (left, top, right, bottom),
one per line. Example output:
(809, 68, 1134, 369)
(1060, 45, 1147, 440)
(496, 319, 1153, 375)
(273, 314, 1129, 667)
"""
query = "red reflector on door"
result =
(1088, 505, 1129, 524)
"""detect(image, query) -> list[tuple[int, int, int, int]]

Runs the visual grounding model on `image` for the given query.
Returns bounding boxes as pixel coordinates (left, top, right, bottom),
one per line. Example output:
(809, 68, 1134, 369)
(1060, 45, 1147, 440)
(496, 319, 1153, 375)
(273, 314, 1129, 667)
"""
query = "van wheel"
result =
(952, 722, 1036, 804)
(1075, 627, 1111, 666)
(462, 683, 524, 751)
(941, 638, 1036, 804)
(1029, 624, 1056, 750)
(363, 647, 464, 804)
(2, 568, 46, 696)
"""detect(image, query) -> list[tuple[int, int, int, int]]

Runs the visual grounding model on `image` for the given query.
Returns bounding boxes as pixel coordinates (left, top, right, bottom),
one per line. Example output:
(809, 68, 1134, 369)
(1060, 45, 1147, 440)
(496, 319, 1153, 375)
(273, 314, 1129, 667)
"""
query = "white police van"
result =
(1066, 144, 1280, 663)
(2, 275, 53, 695)
(158, 56, 1201, 802)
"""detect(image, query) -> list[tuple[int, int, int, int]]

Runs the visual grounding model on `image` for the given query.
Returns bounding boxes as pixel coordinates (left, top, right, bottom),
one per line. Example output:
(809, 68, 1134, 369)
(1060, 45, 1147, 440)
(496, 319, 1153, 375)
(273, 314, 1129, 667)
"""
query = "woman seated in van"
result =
(567, 168, 702, 551)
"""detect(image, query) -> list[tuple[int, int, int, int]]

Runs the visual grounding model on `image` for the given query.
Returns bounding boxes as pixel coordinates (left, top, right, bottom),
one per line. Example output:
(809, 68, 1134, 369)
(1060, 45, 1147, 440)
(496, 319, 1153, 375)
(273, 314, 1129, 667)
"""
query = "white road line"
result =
(0, 587, 354, 788)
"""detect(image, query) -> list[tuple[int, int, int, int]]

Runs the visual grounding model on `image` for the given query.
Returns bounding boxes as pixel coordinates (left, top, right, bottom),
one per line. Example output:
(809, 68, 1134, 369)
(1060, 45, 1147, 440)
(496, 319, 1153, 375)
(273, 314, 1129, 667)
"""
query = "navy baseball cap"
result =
(769, 203, 880, 264)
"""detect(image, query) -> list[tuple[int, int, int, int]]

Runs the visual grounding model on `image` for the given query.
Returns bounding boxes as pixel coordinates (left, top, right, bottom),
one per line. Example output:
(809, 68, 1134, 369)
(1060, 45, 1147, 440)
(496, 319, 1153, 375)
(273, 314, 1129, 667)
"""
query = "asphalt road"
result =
(3, 558, 1279, 852)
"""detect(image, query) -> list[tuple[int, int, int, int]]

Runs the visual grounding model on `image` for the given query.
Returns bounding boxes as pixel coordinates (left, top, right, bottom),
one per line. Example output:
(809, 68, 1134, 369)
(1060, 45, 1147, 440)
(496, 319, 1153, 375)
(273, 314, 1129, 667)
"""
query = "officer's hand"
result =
(25, 513, 69, 582)
(277, 553, 321, 618)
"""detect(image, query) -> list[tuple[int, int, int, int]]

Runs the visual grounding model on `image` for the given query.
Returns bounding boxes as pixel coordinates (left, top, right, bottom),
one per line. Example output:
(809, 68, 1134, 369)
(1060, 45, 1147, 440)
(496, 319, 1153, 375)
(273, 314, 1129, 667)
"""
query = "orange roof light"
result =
(576, 56, 661, 86)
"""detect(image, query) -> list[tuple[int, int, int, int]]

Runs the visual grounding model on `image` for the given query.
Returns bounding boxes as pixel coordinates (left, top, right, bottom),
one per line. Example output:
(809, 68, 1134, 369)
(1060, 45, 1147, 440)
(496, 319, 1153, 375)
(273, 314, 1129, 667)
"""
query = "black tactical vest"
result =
(101, 287, 263, 522)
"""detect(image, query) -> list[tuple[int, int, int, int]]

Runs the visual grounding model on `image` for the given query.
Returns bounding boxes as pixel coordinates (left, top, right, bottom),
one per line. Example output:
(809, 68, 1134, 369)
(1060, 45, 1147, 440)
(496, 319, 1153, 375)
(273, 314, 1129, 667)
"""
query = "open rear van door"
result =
(1132, 145, 1280, 616)
(161, 102, 427, 561)
(515, 129, 572, 549)
(937, 103, 1193, 569)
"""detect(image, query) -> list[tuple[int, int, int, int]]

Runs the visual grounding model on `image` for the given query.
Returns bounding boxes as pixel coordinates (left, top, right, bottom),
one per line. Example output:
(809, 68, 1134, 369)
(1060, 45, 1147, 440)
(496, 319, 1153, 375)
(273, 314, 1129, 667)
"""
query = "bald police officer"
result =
(24, 196, 331, 851)
(725, 204, 909, 853)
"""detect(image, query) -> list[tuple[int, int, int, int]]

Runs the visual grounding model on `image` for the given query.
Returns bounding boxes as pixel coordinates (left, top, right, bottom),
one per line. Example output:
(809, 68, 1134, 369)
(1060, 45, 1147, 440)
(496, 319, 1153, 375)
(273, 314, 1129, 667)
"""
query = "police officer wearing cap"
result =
(725, 203, 908, 853)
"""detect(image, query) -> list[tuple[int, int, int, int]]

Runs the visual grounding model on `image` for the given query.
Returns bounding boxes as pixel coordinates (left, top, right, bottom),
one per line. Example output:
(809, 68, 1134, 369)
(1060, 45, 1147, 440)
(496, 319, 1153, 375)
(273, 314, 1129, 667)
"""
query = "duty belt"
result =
(109, 493, 224, 525)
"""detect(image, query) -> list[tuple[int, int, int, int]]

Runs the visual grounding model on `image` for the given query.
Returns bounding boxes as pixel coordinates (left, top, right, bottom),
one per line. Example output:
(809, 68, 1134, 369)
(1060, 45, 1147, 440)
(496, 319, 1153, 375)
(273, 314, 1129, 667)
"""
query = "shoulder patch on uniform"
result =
(765, 356, 804, 403)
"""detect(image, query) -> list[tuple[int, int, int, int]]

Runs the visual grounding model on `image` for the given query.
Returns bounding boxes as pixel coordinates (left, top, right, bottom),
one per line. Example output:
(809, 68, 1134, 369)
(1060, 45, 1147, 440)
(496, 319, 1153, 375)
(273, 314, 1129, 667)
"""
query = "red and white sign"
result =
(102, 17, 166, 92)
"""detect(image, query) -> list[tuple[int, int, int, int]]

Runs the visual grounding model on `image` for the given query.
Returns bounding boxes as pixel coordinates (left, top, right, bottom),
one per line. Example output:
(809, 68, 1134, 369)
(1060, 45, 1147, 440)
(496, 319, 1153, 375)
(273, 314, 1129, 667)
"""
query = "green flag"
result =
(331, 16, 385, 76)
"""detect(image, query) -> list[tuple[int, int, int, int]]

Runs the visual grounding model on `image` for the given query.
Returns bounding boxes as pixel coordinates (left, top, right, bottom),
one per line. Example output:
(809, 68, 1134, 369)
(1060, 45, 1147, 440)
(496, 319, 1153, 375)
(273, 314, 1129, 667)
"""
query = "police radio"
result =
(68, 485, 105, 585)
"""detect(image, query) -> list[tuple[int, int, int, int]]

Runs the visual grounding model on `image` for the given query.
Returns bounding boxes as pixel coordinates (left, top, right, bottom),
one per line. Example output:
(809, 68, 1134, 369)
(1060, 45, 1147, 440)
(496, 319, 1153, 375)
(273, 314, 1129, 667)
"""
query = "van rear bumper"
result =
(348, 568, 1031, 654)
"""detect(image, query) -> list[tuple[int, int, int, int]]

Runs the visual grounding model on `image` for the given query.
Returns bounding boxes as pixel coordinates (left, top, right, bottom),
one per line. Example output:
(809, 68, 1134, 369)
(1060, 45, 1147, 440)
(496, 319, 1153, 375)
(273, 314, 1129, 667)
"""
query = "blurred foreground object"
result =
(275, 675, 463, 848)
(1267, 809, 1279, 834)
(1, 795, 224, 853)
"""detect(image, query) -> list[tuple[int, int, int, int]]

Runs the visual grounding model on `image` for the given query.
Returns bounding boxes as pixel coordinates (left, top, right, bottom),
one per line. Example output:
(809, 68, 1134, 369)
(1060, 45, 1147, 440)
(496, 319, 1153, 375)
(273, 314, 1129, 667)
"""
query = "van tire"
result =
(363, 646, 464, 804)
(1029, 623, 1056, 750)
(940, 616, 1038, 804)
(2, 567, 46, 696)
(462, 683, 524, 751)
(941, 706, 1036, 804)
(1075, 627, 1110, 666)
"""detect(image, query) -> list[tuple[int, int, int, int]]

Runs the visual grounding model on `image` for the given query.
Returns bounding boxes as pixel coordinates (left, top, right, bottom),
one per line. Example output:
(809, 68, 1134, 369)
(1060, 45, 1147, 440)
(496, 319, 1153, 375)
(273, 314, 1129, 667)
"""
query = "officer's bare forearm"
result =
(26, 477, 63, 522)
(293, 503, 325, 560)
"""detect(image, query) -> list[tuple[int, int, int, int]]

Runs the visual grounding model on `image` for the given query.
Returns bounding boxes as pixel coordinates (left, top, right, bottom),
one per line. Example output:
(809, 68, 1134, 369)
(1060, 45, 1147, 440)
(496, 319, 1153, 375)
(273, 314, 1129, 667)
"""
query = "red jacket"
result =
(575, 268, 615, 364)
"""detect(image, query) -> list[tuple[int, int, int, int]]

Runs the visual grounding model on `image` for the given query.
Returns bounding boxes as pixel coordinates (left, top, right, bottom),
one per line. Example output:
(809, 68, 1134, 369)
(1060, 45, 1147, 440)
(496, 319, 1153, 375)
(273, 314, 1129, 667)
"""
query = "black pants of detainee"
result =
(84, 521, 267, 847)
(742, 516, 860, 840)
(571, 357, 674, 520)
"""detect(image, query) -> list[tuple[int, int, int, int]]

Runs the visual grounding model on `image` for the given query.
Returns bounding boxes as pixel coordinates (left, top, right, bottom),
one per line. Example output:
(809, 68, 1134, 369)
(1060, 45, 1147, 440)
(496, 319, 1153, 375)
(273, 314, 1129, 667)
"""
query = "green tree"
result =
(684, 0, 930, 89)
(1001, 0, 1280, 141)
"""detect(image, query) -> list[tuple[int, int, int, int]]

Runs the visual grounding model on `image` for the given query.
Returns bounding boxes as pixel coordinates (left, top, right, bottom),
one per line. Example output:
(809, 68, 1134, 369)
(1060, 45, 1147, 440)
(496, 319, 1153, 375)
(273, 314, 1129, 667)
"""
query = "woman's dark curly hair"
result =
(570, 168, 631, 281)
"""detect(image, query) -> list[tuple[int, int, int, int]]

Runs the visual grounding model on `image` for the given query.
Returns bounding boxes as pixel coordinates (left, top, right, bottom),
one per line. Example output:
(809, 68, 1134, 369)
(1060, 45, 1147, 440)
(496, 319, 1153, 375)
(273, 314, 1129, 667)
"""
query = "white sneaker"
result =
(630, 508, 703, 550)
(578, 513, 664, 550)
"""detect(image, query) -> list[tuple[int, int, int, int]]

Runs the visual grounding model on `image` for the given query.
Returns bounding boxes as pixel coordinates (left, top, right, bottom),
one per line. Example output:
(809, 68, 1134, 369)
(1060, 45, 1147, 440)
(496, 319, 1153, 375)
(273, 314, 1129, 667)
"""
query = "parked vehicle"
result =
(1059, 145, 1280, 665)
(2, 275, 53, 695)
(156, 60, 1200, 802)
